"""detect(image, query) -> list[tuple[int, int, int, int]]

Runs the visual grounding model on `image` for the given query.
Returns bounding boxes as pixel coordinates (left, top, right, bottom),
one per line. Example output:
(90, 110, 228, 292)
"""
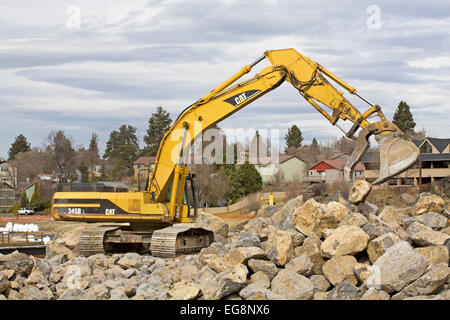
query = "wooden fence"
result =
(197, 191, 286, 214)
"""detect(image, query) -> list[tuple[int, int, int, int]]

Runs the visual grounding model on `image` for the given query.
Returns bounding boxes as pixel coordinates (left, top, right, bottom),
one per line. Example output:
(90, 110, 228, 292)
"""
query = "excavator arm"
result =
(51, 48, 420, 257)
(149, 48, 419, 213)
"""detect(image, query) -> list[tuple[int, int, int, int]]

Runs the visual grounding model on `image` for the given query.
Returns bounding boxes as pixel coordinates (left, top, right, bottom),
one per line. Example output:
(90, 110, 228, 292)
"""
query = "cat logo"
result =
(105, 209, 115, 216)
(223, 90, 261, 107)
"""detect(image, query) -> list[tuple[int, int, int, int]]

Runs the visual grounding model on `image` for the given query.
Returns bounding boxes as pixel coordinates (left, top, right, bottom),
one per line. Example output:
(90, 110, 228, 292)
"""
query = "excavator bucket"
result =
(344, 125, 420, 185)
(373, 135, 420, 185)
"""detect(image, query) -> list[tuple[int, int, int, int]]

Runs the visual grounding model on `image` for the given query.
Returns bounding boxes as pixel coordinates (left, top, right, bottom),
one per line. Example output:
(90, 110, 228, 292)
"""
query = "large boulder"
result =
(415, 212, 448, 230)
(349, 180, 372, 205)
(414, 195, 445, 216)
(370, 241, 430, 293)
(248, 271, 271, 289)
(45, 241, 76, 260)
(195, 212, 229, 238)
(285, 256, 313, 276)
(247, 259, 278, 280)
(0, 252, 35, 277)
(243, 217, 272, 241)
(265, 229, 293, 267)
(326, 281, 362, 300)
(310, 275, 331, 293)
(415, 246, 449, 265)
(168, 281, 201, 300)
(270, 269, 314, 300)
(83, 284, 110, 300)
(340, 212, 368, 228)
(229, 231, 261, 248)
(171, 255, 200, 283)
(320, 225, 370, 258)
(362, 215, 396, 240)
(357, 202, 379, 218)
(360, 288, 390, 300)
(271, 195, 304, 230)
(322, 255, 358, 286)
(207, 264, 249, 300)
(198, 242, 228, 273)
(20, 286, 53, 300)
(55, 226, 86, 250)
(294, 233, 324, 275)
(392, 263, 449, 300)
(378, 206, 406, 229)
(367, 232, 400, 264)
(407, 222, 450, 246)
(291, 198, 338, 237)
(223, 247, 266, 267)
(326, 201, 351, 223)
(24, 257, 51, 289)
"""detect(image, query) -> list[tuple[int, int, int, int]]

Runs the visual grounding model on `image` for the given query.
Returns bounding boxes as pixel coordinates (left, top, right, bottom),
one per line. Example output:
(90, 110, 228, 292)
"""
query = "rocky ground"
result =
(0, 181, 449, 300)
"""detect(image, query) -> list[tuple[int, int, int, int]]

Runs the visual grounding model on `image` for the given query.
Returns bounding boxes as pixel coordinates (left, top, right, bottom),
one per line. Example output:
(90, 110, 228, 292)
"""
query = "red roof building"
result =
(308, 159, 364, 183)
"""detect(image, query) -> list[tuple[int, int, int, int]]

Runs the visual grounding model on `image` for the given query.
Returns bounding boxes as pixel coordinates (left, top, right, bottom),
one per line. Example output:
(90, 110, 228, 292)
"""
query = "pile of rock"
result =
(0, 181, 448, 300)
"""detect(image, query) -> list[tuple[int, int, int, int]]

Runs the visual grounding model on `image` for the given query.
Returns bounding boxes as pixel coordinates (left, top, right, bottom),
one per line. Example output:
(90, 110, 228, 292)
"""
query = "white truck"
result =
(18, 207, 35, 215)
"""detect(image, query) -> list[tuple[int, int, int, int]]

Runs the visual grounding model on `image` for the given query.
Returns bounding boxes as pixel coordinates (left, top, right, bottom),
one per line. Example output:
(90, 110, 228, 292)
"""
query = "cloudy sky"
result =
(1, 0, 449, 158)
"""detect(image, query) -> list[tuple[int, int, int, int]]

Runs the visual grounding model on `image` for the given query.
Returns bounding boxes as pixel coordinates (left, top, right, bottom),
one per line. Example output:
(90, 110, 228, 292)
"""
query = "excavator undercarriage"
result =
(78, 224, 214, 258)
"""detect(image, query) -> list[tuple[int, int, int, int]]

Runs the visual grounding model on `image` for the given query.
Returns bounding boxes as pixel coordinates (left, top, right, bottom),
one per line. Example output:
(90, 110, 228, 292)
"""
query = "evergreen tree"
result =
(8, 134, 31, 161)
(392, 101, 416, 133)
(224, 163, 263, 202)
(143, 106, 172, 156)
(88, 133, 100, 157)
(104, 125, 139, 177)
(99, 164, 108, 181)
(284, 125, 303, 153)
(310, 137, 320, 161)
(79, 160, 89, 182)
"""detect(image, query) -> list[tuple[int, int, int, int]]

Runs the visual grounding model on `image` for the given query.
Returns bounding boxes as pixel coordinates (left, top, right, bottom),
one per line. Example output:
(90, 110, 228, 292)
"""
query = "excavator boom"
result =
(149, 48, 420, 203)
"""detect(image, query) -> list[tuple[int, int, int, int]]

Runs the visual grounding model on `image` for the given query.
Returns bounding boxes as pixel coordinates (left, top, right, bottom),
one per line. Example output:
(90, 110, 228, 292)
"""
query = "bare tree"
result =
(46, 131, 77, 182)
(189, 164, 231, 207)
(10, 149, 47, 188)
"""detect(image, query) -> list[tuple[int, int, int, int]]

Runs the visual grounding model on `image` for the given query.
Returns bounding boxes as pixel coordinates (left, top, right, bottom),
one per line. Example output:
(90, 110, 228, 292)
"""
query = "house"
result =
(133, 156, 156, 179)
(307, 159, 364, 184)
(248, 154, 308, 184)
(0, 182, 15, 211)
(362, 137, 450, 186)
(0, 161, 17, 188)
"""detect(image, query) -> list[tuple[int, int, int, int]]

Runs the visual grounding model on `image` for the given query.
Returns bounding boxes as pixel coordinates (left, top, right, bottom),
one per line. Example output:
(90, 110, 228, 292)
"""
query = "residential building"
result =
(0, 182, 15, 211)
(133, 156, 156, 179)
(249, 154, 308, 184)
(361, 137, 450, 186)
(307, 159, 364, 183)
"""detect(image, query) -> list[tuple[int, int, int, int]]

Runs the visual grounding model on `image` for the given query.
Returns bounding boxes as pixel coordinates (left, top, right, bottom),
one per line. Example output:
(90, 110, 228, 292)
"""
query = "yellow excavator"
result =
(51, 48, 420, 257)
